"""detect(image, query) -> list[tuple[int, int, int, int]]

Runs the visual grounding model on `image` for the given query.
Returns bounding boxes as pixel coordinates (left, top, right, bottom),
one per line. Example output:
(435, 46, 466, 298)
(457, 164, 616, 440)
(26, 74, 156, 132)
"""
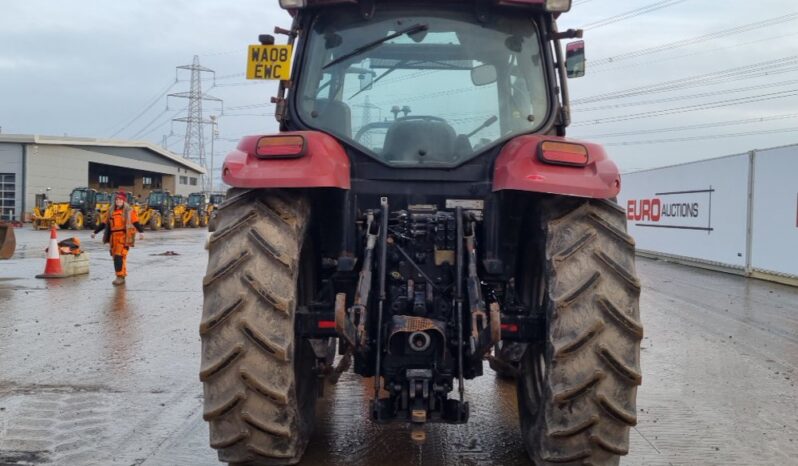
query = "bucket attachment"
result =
(0, 222, 16, 260)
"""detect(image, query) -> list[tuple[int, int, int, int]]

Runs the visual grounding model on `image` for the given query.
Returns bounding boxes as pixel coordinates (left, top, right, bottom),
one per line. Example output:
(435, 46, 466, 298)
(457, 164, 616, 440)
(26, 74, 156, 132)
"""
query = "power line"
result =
(226, 103, 271, 111)
(136, 107, 189, 139)
(108, 80, 178, 138)
(576, 112, 798, 139)
(574, 78, 798, 111)
(572, 55, 798, 105)
(128, 108, 169, 139)
(590, 12, 798, 67)
(588, 30, 798, 75)
(572, 87, 798, 126)
(129, 106, 187, 140)
(221, 113, 275, 117)
(214, 81, 272, 88)
(582, 0, 689, 30)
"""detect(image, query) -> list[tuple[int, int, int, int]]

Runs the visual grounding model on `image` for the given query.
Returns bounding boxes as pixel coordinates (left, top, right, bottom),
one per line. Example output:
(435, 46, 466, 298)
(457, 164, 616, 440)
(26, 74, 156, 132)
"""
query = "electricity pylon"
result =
(169, 55, 223, 191)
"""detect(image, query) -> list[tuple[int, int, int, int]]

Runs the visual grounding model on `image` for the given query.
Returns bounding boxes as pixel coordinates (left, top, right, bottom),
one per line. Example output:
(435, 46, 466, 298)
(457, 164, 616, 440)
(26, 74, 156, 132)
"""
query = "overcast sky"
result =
(1, 0, 797, 176)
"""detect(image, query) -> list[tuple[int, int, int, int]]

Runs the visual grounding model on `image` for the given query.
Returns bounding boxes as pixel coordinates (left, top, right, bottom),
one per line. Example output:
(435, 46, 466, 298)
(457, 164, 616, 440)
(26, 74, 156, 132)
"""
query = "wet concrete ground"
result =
(1, 227, 796, 465)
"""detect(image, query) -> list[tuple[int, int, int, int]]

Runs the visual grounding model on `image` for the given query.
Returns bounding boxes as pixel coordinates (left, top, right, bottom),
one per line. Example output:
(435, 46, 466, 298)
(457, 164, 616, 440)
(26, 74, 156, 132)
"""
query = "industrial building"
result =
(0, 134, 205, 221)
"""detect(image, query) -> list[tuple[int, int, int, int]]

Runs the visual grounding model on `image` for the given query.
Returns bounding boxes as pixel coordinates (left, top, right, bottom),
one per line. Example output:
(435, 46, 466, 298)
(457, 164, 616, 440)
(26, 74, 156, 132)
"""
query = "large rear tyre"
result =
(517, 198, 643, 466)
(200, 189, 317, 465)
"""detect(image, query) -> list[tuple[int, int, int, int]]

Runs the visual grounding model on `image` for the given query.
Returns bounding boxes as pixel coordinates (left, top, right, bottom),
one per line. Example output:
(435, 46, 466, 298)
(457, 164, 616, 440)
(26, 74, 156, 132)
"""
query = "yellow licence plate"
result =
(246, 44, 293, 80)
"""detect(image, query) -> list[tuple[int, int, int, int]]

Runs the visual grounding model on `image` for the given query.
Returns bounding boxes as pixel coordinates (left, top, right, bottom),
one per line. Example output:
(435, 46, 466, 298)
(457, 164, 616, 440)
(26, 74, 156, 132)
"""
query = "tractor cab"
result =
(172, 194, 186, 206)
(296, 6, 552, 164)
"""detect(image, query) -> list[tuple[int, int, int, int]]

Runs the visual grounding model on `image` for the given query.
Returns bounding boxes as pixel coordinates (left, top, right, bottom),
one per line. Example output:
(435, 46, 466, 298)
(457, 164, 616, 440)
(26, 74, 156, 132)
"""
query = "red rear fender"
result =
(222, 131, 351, 189)
(492, 135, 621, 199)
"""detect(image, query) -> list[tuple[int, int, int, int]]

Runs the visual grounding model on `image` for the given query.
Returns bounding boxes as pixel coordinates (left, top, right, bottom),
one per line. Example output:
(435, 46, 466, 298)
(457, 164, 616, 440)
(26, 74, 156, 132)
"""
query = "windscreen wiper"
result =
(348, 59, 410, 100)
(323, 23, 428, 70)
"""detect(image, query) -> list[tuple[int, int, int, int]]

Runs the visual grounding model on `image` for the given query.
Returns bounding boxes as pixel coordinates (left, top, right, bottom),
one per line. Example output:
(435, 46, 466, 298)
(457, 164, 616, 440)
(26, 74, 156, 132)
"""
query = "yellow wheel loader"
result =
(31, 187, 98, 230)
(139, 190, 175, 231)
(185, 192, 208, 228)
(94, 192, 112, 228)
(172, 195, 191, 228)
(205, 192, 226, 231)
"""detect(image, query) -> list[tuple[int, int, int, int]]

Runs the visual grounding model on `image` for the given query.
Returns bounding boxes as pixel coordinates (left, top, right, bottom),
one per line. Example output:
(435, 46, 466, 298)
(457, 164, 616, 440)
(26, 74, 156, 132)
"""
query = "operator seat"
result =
(382, 118, 457, 163)
(310, 99, 352, 137)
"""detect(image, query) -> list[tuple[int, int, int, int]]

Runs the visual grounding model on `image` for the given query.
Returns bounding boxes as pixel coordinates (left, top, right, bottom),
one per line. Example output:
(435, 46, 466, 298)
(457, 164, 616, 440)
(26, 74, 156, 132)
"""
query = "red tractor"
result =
(200, 0, 642, 464)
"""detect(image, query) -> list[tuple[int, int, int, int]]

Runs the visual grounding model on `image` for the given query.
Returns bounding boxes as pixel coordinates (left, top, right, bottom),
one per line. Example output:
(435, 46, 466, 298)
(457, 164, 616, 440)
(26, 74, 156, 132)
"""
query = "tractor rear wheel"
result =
(68, 211, 84, 230)
(200, 189, 317, 465)
(190, 214, 200, 228)
(517, 197, 642, 466)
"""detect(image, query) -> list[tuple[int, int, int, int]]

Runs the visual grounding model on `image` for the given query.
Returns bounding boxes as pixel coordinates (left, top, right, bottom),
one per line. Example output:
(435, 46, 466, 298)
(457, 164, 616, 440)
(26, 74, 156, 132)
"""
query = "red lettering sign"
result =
(627, 198, 662, 222)
(627, 200, 636, 221)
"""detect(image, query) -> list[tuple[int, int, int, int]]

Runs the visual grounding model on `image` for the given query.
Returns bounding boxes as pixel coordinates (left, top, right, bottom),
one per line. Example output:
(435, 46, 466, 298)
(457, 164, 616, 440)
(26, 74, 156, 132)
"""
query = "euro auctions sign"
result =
(246, 44, 293, 80)
(626, 187, 715, 232)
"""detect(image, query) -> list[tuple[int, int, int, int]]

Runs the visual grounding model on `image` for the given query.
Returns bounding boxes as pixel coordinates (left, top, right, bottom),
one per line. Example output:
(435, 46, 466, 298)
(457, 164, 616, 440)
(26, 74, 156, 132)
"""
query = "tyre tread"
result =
(200, 189, 312, 465)
(518, 198, 642, 466)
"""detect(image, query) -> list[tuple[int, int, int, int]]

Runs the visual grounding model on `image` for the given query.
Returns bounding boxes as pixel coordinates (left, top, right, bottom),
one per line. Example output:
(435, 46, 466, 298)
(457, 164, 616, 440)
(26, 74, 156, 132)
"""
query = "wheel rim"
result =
(518, 234, 549, 422)
(520, 343, 546, 418)
(294, 242, 318, 436)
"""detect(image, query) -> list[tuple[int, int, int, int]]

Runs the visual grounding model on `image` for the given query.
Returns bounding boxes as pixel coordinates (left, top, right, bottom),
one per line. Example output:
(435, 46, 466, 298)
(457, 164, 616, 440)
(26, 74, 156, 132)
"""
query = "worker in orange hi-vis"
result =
(92, 191, 145, 286)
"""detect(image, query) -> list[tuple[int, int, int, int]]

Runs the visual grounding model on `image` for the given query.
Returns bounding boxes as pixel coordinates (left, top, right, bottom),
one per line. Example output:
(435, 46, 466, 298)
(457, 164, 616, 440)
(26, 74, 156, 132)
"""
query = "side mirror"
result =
(565, 40, 586, 78)
(471, 64, 497, 86)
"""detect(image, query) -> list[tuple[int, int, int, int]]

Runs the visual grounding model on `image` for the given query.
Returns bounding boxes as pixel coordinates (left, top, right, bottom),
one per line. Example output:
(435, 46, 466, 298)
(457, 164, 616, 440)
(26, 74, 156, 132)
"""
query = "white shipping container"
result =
(618, 154, 750, 269)
(750, 145, 798, 277)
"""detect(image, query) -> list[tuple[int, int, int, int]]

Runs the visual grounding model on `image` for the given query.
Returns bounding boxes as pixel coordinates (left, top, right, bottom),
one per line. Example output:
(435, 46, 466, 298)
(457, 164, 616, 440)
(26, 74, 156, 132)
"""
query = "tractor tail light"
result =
(318, 320, 336, 329)
(255, 135, 306, 158)
(538, 141, 589, 167)
(501, 323, 519, 333)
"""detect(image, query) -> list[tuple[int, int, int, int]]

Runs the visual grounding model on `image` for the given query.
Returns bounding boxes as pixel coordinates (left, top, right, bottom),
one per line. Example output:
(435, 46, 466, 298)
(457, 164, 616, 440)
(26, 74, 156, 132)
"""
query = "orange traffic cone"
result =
(36, 226, 65, 278)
